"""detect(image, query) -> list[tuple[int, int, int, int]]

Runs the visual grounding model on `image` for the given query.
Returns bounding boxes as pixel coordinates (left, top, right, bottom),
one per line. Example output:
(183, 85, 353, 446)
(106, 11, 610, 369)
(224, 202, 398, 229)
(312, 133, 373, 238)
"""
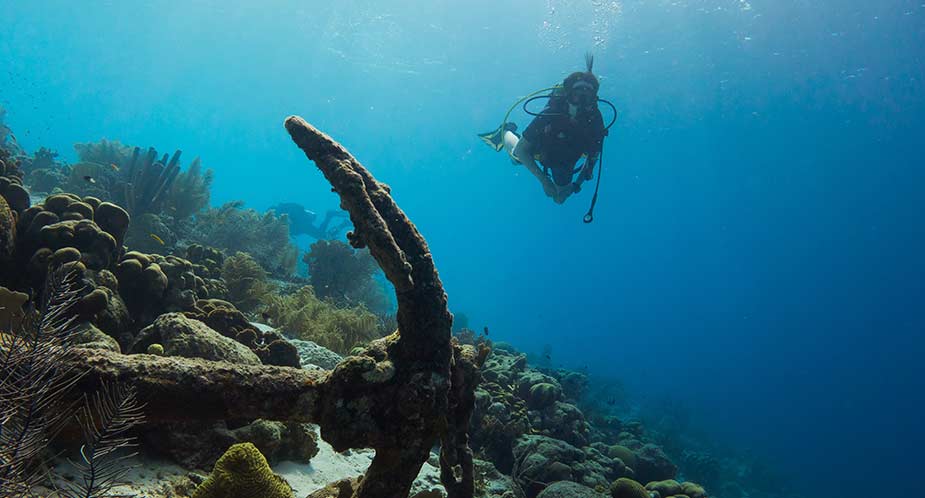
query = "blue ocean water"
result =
(1, 1, 922, 497)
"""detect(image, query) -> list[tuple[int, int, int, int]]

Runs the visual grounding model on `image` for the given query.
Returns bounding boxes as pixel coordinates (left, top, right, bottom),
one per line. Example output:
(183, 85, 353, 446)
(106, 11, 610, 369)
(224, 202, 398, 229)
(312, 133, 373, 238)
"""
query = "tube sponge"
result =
(191, 442, 294, 498)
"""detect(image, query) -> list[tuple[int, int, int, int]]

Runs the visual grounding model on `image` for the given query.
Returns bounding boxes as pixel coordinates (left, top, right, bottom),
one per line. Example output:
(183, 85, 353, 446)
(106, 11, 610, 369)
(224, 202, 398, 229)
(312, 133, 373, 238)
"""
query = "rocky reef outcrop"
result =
(461, 342, 715, 498)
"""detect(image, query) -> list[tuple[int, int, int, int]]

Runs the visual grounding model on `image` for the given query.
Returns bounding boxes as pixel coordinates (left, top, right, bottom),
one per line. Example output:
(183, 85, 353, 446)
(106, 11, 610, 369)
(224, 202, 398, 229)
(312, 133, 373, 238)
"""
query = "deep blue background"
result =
(2, 2, 923, 497)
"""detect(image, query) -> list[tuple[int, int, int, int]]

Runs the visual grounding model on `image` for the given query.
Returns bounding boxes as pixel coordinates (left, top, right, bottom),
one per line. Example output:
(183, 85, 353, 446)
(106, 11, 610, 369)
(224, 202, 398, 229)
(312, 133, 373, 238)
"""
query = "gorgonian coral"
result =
(303, 239, 388, 313)
(68, 140, 213, 225)
(221, 251, 274, 314)
(189, 201, 298, 277)
(263, 285, 380, 355)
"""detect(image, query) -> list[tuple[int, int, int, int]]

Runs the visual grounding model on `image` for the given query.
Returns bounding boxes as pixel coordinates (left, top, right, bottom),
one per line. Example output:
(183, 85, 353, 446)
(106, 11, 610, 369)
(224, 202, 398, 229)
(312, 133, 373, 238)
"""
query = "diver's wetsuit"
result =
(522, 96, 606, 186)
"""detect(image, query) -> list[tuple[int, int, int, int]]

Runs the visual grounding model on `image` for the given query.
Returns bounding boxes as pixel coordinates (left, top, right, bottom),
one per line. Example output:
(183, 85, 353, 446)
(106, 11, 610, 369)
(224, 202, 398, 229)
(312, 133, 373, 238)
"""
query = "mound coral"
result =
(303, 238, 388, 313)
(264, 285, 379, 355)
(646, 479, 682, 497)
(679, 481, 707, 498)
(114, 250, 216, 327)
(191, 442, 293, 498)
(187, 243, 225, 276)
(528, 382, 562, 410)
(607, 445, 638, 473)
(0, 161, 29, 216)
(185, 298, 300, 367)
(15, 194, 128, 288)
(130, 312, 262, 365)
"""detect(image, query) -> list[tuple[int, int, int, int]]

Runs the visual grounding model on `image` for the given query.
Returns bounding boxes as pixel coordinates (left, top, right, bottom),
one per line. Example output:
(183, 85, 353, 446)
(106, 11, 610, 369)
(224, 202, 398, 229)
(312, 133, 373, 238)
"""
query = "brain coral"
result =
(191, 442, 293, 498)
(610, 478, 649, 498)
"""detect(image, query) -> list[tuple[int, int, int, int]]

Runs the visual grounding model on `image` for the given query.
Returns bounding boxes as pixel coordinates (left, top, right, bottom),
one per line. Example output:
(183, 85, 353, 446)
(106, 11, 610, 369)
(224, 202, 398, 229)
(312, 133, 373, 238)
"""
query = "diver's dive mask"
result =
(567, 80, 597, 108)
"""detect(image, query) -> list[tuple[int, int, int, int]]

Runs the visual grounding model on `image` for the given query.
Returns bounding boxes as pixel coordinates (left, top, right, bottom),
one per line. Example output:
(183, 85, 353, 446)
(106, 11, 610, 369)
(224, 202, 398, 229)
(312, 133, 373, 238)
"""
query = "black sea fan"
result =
(2, 268, 145, 498)
(63, 382, 144, 498)
(0, 269, 84, 495)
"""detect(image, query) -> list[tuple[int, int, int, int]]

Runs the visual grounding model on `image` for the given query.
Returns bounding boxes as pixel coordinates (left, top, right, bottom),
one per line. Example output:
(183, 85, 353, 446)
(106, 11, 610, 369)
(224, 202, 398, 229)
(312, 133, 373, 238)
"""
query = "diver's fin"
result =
(478, 122, 518, 152)
(478, 127, 505, 152)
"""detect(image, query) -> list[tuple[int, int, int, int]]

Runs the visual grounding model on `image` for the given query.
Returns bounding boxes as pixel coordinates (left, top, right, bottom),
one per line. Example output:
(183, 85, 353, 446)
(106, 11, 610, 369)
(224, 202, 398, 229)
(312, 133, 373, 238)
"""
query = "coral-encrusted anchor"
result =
(285, 115, 476, 498)
(68, 117, 479, 498)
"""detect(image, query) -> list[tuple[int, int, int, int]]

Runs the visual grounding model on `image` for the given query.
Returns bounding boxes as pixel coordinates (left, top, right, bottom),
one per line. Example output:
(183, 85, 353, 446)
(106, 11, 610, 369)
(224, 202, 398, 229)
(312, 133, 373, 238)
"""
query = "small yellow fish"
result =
(149, 234, 165, 245)
(110, 163, 120, 171)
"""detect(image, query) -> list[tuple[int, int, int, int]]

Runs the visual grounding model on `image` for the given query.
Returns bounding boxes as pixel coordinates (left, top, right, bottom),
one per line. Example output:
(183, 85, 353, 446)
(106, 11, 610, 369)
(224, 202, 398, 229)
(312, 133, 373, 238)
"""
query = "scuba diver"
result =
(479, 54, 615, 221)
(270, 202, 350, 239)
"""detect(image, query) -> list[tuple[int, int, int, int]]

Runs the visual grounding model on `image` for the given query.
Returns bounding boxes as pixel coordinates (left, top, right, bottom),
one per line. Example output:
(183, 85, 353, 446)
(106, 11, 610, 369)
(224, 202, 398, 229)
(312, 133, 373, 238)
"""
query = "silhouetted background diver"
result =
(271, 202, 351, 239)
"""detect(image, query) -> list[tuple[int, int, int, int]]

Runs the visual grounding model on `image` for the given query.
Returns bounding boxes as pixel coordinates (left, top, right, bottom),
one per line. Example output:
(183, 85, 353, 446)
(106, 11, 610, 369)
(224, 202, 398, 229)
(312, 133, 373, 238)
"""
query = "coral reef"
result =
(56, 141, 214, 253)
(191, 442, 294, 498)
(115, 146, 183, 217)
(0, 158, 30, 218)
(74, 138, 137, 168)
(59, 116, 483, 498)
(511, 435, 628, 498)
(0, 285, 28, 329)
